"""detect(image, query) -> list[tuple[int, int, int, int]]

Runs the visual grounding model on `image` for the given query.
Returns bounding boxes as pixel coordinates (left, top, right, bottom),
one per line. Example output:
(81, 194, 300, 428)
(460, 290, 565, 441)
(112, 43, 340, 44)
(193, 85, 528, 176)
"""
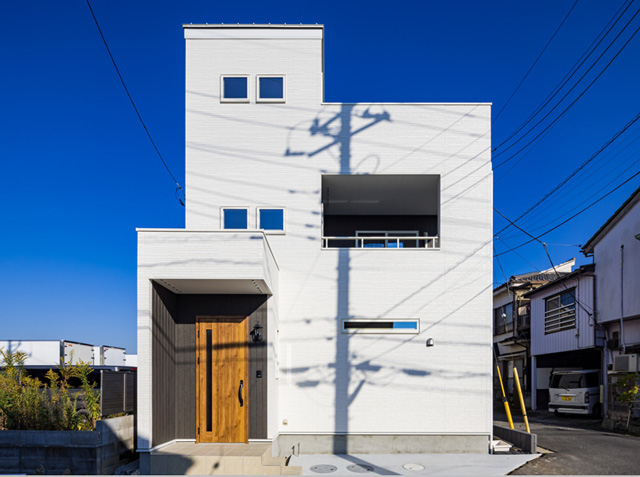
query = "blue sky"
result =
(1, 1, 639, 354)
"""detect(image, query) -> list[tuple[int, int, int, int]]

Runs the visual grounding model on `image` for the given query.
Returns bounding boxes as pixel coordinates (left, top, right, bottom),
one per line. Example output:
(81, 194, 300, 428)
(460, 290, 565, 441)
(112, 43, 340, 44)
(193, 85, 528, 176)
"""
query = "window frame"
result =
(220, 75, 250, 103)
(341, 319, 420, 334)
(221, 207, 250, 230)
(494, 302, 514, 335)
(256, 75, 286, 103)
(544, 288, 576, 334)
(256, 207, 286, 234)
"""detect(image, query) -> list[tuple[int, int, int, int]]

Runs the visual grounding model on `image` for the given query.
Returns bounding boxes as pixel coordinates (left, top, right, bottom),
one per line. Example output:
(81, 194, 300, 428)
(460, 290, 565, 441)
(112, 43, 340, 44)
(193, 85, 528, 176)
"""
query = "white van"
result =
(548, 369, 601, 416)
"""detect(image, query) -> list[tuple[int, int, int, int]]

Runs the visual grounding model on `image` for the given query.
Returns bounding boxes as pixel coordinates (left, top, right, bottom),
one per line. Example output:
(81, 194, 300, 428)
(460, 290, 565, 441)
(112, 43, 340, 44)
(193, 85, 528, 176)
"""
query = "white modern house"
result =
(581, 185, 640, 416)
(137, 24, 493, 474)
(526, 264, 601, 411)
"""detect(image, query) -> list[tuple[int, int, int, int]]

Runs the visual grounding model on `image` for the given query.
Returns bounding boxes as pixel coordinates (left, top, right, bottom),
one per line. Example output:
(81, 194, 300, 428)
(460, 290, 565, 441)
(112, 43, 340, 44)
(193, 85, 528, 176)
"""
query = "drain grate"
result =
(311, 464, 338, 473)
(347, 464, 375, 473)
(403, 463, 425, 471)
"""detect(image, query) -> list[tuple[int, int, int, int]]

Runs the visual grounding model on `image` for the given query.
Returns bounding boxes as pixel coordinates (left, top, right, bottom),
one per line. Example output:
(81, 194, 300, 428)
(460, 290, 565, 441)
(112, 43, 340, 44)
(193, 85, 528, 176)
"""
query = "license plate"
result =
(562, 396, 572, 401)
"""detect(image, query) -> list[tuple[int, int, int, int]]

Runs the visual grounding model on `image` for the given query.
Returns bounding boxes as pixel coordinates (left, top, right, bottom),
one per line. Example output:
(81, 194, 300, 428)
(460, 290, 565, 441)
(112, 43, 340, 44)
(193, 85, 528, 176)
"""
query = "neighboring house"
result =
(582, 185, 640, 416)
(137, 24, 493, 473)
(526, 264, 601, 411)
(493, 260, 574, 403)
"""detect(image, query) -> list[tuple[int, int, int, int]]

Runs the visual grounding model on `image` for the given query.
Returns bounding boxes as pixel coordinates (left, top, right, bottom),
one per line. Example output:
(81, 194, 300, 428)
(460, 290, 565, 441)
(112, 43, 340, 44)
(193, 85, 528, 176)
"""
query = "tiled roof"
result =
(511, 272, 570, 282)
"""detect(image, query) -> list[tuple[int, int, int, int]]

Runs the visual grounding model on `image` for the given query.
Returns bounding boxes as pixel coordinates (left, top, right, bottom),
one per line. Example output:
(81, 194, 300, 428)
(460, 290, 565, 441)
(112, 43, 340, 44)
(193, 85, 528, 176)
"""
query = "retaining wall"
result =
(0, 415, 134, 474)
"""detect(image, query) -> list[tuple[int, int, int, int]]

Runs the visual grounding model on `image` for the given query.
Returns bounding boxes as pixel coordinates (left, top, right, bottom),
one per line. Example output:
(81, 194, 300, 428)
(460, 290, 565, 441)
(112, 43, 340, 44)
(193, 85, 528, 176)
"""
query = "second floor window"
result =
(544, 289, 576, 334)
(257, 208, 285, 233)
(494, 302, 513, 335)
(222, 207, 249, 229)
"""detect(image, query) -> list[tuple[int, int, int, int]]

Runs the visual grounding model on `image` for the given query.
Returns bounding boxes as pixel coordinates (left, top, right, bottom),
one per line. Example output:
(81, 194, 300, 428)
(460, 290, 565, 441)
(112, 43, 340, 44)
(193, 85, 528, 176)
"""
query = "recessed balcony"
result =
(321, 174, 440, 249)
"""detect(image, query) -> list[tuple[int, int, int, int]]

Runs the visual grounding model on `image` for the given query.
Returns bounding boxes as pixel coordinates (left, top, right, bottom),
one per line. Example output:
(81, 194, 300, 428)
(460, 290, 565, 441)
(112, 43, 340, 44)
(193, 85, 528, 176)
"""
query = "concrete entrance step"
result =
(150, 442, 301, 475)
(492, 439, 513, 453)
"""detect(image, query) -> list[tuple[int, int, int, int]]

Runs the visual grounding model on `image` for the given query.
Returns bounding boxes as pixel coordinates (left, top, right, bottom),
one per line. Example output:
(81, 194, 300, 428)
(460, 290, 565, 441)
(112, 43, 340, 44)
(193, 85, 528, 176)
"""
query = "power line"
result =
(506, 128, 640, 233)
(494, 7, 640, 168)
(494, 0, 633, 151)
(84, 0, 184, 205)
(494, 168, 640, 257)
(493, 0, 580, 124)
(495, 110, 640, 236)
(494, 208, 594, 318)
(510, 154, 640, 239)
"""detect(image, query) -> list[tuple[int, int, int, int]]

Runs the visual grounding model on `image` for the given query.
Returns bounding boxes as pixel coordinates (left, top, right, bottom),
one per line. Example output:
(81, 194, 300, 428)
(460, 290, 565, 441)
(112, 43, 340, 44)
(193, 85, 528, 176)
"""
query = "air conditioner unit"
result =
(614, 354, 639, 373)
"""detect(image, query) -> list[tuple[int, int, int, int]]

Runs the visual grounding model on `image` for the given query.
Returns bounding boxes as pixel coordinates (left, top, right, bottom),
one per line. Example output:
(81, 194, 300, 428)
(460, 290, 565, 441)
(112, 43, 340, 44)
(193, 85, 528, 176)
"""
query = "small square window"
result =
(257, 208, 285, 233)
(257, 75, 285, 102)
(222, 208, 249, 229)
(221, 76, 249, 102)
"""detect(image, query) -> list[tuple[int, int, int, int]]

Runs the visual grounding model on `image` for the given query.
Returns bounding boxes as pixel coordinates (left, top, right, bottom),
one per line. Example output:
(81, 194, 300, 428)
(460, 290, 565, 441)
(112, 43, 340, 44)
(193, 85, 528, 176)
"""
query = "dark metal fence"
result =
(100, 370, 136, 417)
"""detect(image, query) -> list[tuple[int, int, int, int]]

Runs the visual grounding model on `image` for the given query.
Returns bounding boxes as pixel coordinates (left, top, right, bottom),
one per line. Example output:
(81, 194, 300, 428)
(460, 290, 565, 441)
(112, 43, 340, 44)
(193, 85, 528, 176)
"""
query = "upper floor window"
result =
(544, 289, 576, 334)
(494, 302, 513, 335)
(257, 208, 285, 233)
(221, 207, 249, 229)
(321, 174, 440, 249)
(257, 75, 285, 102)
(221, 75, 249, 102)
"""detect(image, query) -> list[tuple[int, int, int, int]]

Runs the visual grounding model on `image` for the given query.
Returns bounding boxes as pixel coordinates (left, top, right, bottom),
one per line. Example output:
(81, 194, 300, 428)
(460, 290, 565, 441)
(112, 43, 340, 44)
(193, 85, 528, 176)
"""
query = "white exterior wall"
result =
(530, 276, 595, 356)
(592, 198, 640, 324)
(181, 28, 493, 438)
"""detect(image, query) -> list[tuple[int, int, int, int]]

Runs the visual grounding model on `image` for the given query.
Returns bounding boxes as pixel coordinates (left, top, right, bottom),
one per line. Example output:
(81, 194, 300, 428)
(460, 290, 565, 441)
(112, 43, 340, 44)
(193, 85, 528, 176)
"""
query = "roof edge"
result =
(581, 185, 640, 254)
(523, 263, 595, 298)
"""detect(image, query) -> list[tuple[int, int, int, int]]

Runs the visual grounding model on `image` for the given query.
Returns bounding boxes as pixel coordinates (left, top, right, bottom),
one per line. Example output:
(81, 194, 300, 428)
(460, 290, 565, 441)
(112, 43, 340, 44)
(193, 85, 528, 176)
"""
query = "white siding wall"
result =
(593, 198, 640, 324)
(530, 276, 595, 356)
(180, 30, 493, 438)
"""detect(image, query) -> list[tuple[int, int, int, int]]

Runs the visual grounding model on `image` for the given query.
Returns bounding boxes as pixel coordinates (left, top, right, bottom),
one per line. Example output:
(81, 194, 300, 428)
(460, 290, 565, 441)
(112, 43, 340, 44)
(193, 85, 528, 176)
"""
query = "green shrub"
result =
(0, 348, 101, 431)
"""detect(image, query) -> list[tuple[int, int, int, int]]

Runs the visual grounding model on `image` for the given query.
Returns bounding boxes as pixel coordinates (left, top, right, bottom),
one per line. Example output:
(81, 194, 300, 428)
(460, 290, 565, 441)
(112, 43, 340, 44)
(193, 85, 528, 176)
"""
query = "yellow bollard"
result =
(496, 364, 514, 429)
(513, 367, 530, 433)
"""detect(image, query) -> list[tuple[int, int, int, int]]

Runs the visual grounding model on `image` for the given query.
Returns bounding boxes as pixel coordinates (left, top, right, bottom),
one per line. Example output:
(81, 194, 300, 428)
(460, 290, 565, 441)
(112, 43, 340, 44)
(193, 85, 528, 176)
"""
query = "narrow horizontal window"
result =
(341, 319, 420, 334)
(257, 208, 285, 233)
(222, 207, 249, 229)
(257, 75, 285, 102)
(221, 75, 249, 102)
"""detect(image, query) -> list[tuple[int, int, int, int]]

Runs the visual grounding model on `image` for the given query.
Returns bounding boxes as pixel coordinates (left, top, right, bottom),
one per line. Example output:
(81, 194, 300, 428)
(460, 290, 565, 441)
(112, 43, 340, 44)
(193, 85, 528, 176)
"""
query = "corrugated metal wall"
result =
(531, 275, 595, 356)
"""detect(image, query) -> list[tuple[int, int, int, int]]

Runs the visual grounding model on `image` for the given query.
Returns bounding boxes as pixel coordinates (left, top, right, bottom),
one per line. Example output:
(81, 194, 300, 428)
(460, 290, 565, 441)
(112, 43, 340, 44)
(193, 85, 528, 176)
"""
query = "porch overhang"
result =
(137, 229, 279, 295)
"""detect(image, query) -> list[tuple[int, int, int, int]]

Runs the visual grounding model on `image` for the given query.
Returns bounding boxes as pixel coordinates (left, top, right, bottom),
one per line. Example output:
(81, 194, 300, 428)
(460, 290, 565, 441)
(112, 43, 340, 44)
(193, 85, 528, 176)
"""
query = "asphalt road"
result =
(495, 407, 640, 475)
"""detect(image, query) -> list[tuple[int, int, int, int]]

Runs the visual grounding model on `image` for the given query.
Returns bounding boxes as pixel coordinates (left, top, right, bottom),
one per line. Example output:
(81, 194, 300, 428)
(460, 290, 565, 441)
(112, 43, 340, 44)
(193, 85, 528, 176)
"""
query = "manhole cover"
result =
(347, 464, 375, 473)
(311, 464, 338, 473)
(403, 463, 425, 471)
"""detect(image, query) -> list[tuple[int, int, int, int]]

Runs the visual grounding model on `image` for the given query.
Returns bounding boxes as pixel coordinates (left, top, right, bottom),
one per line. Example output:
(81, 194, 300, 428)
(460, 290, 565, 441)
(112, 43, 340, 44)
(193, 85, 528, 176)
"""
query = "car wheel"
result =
(554, 410, 559, 416)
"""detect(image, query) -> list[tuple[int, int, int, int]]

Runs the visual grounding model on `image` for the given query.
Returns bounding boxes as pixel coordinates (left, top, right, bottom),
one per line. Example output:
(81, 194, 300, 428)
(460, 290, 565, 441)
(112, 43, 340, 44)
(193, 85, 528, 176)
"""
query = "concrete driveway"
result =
(495, 407, 640, 474)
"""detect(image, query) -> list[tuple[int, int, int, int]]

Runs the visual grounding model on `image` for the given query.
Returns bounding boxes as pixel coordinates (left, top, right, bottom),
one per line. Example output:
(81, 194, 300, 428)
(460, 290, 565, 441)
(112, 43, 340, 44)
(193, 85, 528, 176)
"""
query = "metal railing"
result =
(322, 235, 440, 249)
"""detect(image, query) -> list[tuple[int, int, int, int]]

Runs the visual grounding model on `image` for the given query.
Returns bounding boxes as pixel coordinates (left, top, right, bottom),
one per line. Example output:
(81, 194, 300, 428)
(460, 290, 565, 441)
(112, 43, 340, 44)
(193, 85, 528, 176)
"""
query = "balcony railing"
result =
(322, 235, 440, 249)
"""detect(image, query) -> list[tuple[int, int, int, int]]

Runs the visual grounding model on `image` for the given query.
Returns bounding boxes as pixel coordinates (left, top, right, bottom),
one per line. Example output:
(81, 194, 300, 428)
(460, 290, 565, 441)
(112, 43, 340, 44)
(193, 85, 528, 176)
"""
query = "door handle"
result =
(238, 380, 244, 407)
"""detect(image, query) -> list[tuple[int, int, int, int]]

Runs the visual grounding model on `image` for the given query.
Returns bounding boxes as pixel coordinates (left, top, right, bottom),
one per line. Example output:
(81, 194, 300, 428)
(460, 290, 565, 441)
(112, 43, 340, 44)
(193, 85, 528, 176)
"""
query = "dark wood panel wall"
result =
(151, 283, 269, 446)
(151, 282, 178, 447)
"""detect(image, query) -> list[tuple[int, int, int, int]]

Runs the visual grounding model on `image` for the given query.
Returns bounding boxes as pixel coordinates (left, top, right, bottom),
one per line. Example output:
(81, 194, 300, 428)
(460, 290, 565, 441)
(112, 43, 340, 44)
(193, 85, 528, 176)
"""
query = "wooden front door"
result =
(196, 316, 249, 443)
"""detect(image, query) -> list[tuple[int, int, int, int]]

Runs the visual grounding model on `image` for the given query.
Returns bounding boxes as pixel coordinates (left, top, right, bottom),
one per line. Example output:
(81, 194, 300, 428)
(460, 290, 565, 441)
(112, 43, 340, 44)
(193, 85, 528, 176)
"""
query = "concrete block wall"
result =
(0, 415, 134, 475)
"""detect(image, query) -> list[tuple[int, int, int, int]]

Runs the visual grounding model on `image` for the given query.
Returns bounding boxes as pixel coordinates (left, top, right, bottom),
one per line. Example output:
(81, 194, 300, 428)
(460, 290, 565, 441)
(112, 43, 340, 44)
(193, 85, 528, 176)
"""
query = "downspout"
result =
(620, 245, 626, 354)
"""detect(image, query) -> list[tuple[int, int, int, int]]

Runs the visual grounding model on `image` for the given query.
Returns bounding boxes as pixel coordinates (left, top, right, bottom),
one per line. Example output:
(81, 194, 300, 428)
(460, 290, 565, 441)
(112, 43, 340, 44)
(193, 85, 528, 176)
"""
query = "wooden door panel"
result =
(196, 317, 248, 443)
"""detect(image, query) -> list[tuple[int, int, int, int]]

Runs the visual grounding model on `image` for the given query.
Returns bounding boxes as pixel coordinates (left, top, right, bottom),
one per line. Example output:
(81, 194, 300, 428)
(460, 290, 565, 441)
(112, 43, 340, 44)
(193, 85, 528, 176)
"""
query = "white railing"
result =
(322, 236, 440, 249)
